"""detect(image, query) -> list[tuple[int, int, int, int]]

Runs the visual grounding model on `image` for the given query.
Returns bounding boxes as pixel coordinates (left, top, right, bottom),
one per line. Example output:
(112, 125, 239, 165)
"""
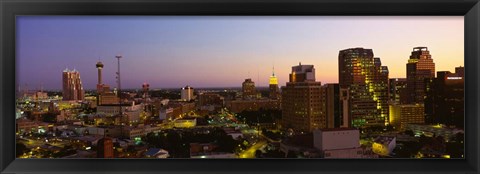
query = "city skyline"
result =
(17, 16, 464, 90)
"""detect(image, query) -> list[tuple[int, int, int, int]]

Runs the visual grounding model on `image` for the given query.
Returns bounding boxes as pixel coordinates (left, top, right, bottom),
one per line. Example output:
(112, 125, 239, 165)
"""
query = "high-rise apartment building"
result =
(405, 47, 435, 104)
(338, 48, 389, 128)
(62, 68, 85, 101)
(281, 63, 324, 132)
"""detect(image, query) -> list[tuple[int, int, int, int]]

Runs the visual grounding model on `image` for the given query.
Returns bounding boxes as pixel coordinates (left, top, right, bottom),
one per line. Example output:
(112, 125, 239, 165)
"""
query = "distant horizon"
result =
(17, 16, 464, 90)
(22, 85, 280, 92)
(20, 76, 449, 92)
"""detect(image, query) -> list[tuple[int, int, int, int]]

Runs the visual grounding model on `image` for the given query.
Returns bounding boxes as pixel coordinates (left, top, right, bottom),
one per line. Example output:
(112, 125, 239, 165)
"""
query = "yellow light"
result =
(269, 76, 278, 85)
(442, 155, 451, 158)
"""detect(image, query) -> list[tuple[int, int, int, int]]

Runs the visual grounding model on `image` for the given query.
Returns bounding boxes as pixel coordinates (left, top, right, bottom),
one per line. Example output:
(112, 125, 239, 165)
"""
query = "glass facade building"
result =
(405, 47, 435, 104)
(338, 48, 389, 128)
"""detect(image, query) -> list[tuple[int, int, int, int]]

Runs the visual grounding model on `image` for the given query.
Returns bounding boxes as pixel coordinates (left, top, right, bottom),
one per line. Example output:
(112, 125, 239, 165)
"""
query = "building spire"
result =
(272, 65, 275, 76)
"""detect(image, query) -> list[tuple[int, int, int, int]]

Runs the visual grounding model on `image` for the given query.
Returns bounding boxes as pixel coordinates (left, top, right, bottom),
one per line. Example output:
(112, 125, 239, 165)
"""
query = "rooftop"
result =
(318, 128, 358, 132)
(374, 136, 396, 145)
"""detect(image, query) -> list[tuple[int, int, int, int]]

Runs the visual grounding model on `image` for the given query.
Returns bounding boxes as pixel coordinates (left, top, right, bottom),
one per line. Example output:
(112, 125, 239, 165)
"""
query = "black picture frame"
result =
(1, 0, 479, 174)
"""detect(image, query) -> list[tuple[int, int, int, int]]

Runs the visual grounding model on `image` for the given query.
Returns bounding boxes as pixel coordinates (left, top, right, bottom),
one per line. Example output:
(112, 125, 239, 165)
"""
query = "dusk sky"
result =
(17, 16, 464, 90)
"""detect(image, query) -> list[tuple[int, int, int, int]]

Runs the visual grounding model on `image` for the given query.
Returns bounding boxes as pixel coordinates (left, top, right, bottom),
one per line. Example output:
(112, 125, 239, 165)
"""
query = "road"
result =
(238, 140, 267, 158)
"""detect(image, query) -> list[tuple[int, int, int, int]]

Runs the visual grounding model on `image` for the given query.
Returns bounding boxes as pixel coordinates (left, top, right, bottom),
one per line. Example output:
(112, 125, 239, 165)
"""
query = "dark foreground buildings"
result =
(425, 66, 464, 128)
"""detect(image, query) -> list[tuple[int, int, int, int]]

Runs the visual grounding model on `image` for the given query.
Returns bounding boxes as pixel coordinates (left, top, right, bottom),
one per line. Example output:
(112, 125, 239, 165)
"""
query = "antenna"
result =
(272, 58, 275, 76)
(272, 65, 275, 76)
(115, 54, 125, 136)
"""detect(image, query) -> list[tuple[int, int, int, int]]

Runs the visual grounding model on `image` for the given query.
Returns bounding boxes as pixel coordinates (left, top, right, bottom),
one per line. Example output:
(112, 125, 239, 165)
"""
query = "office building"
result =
(425, 66, 464, 128)
(313, 128, 377, 158)
(389, 103, 425, 130)
(198, 93, 224, 109)
(389, 78, 407, 104)
(338, 48, 389, 128)
(281, 63, 324, 132)
(339, 87, 351, 128)
(321, 84, 340, 128)
(321, 83, 351, 128)
(289, 62, 315, 82)
(97, 102, 142, 124)
(62, 68, 85, 101)
(181, 85, 194, 101)
(242, 78, 258, 99)
(225, 99, 280, 113)
(405, 47, 435, 104)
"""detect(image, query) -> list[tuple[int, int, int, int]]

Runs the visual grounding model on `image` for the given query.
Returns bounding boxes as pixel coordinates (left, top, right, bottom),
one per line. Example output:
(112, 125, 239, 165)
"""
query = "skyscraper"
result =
(281, 63, 324, 132)
(269, 66, 280, 99)
(289, 62, 315, 82)
(388, 78, 407, 104)
(242, 78, 257, 99)
(62, 68, 84, 101)
(338, 48, 389, 128)
(425, 66, 464, 128)
(321, 83, 340, 128)
(405, 47, 435, 104)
